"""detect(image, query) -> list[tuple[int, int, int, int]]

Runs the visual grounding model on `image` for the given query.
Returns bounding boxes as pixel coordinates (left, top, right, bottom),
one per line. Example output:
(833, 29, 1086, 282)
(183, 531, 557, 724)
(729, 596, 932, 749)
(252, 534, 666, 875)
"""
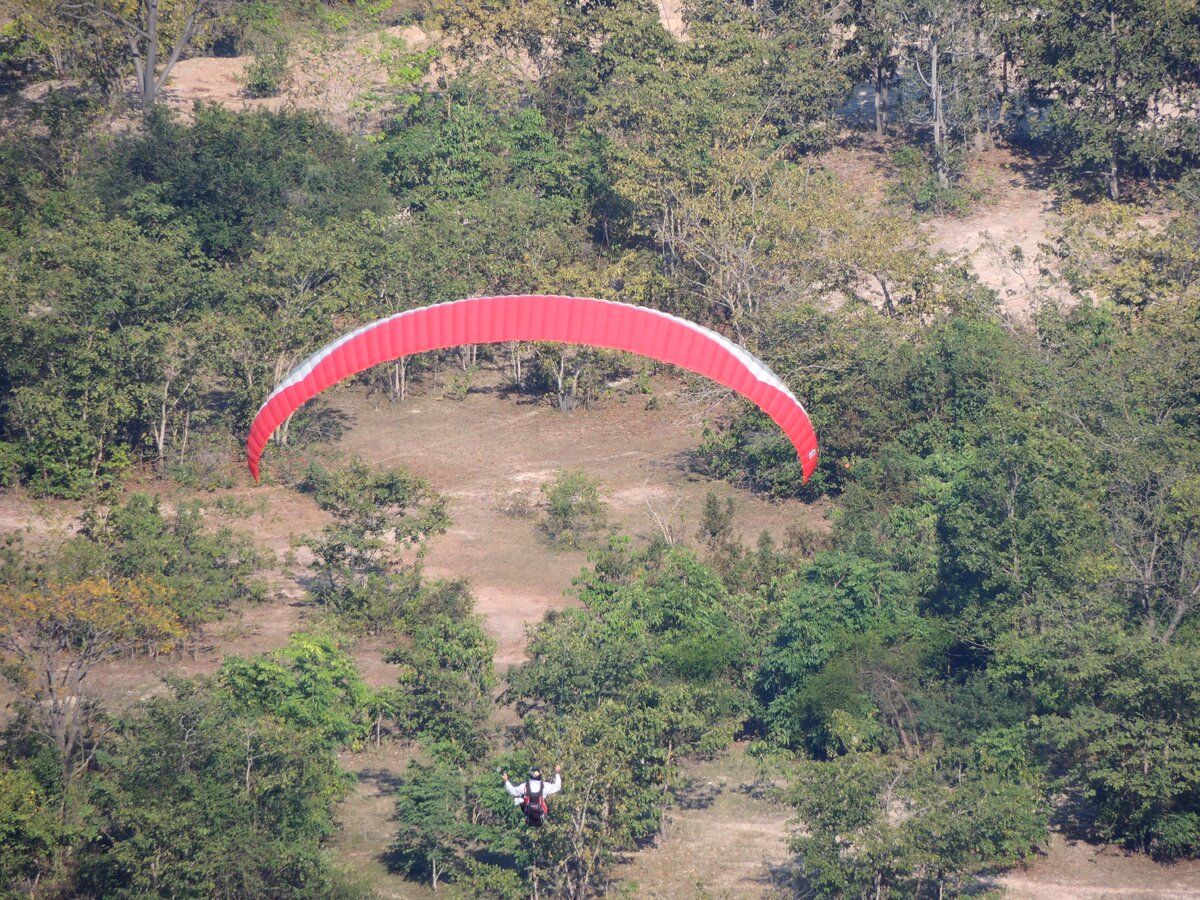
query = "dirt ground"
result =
(997, 834, 1200, 899)
(819, 141, 1064, 321)
(612, 743, 793, 898)
(327, 373, 820, 667)
(926, 147, 1069, 319)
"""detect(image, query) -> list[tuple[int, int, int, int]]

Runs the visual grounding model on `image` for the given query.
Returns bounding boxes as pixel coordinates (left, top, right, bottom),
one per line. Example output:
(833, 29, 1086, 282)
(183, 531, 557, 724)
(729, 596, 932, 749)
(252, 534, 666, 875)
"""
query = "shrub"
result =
(540, 468, 607, 549)
(244, 42, 289, 98)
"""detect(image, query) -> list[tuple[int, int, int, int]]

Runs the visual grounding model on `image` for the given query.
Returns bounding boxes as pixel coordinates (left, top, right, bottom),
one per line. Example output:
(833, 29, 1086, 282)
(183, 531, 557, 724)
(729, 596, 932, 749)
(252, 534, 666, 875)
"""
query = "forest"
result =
(1, 0, 1199, 897)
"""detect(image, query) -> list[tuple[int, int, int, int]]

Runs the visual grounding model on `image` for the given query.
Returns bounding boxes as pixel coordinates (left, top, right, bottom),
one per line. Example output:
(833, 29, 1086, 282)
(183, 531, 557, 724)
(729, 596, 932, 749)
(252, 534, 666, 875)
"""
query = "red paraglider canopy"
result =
(246, 295, 818, 482)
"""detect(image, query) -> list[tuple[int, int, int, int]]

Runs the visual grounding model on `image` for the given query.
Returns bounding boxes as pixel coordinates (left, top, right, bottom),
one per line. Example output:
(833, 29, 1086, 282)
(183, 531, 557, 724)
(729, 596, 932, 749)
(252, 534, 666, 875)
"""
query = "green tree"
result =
(301, 458, 449, 629)
(1022, 0, 1200, 198)
(787, 749, 1046, 897)
(387, 614, 496, 763)
(219, 633, 379, 751)
(0, 765, 71, 895)
(62, 492, 268, 629)
(79, 682, 357, 898)
(388, 758, 474, 890)
(935, 402, 1106, 656)
(1005, 627, 1200, 857)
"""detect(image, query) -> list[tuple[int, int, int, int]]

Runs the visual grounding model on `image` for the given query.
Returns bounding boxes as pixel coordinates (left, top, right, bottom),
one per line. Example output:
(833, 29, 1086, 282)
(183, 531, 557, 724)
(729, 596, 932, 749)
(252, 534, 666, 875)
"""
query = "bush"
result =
(243, 42, 290, 98)
(540, 469, 607, 549)
(887, 145, 978, 215)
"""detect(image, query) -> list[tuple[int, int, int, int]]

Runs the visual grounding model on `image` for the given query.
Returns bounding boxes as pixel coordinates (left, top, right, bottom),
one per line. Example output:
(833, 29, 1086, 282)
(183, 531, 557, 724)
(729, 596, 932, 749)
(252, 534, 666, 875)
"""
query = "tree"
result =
(0, 766, 71, 894)
(1022, 0, 1200, 199)
(388, 759, 474, 890)
(847, 0, 902, 139)
(63, 492, 268, 630)
(517, 704, 671, 899)
(756, 552, 922, 754)
(387, 615, 496, 762)
(80, 682, 356, 898)
(63, 0, 230, 116)
(1007, 626, 1200, 858)
(892, 0, 1000, 188)
(0, 577, 183, 786)
(786, 749, 1046, 897)
(936, 402, 1105, 655)
(0, 212, 216, 496)
(301, 458, 449, 626)
(218, 633, 379, 751)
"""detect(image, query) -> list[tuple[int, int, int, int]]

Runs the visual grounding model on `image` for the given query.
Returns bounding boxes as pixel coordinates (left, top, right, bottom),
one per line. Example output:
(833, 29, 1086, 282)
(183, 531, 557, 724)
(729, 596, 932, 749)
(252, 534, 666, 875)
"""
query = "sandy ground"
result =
(927, 148, 1069, 319)
(658, 0, 688, 39)
(820, 142, 1063, 321)
(155, 24, 432, 132)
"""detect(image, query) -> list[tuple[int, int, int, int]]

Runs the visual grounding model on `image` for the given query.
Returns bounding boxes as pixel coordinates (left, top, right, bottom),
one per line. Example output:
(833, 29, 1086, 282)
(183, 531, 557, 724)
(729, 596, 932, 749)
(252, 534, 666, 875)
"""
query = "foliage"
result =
(76, 680, 359, 899)
(1009, 628, 1200, 857)
(244, 40, 290, 98)
(300, 457, 449, 629)
(219, 632, 380, 750)
(887, 144, 980, 215)
(1021, 0, 1200, 199)
(539, 468, 607, 549)
(387, 758, 475, 889)
(756, 551, 924, 755)
(386, 612, 497, 763)
(0, 576, 184, 780)
(63, 492, 269, 628)
(99, 104, 390, 260)
(787, 748, 1047, 897)
(0, 764, 72, 893)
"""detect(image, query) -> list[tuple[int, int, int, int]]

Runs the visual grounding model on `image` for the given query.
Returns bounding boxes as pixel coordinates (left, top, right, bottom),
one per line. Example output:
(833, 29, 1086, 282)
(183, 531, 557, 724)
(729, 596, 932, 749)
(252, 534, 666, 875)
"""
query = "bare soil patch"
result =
(927, 146, 1066, 319)
(156, 24, 433, 130)
(997, 833, 1200, 899)
(613, 742, 792, 898)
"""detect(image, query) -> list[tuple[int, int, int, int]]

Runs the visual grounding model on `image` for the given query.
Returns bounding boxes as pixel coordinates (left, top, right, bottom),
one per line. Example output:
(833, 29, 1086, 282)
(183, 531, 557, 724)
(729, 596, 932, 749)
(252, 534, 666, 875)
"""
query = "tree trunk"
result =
(1107, 7, 1121, 201)
(874, 65, 887, 139)
(142, 0, 159, 110)
(930, 39, 949, 188)
(390, 358, 408, 401)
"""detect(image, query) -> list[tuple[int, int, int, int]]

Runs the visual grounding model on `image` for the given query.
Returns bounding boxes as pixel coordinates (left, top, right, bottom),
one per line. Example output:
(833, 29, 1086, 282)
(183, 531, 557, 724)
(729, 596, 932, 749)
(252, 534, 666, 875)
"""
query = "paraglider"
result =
(504, 765, 562, 827)
(246, 295, 818, 481)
